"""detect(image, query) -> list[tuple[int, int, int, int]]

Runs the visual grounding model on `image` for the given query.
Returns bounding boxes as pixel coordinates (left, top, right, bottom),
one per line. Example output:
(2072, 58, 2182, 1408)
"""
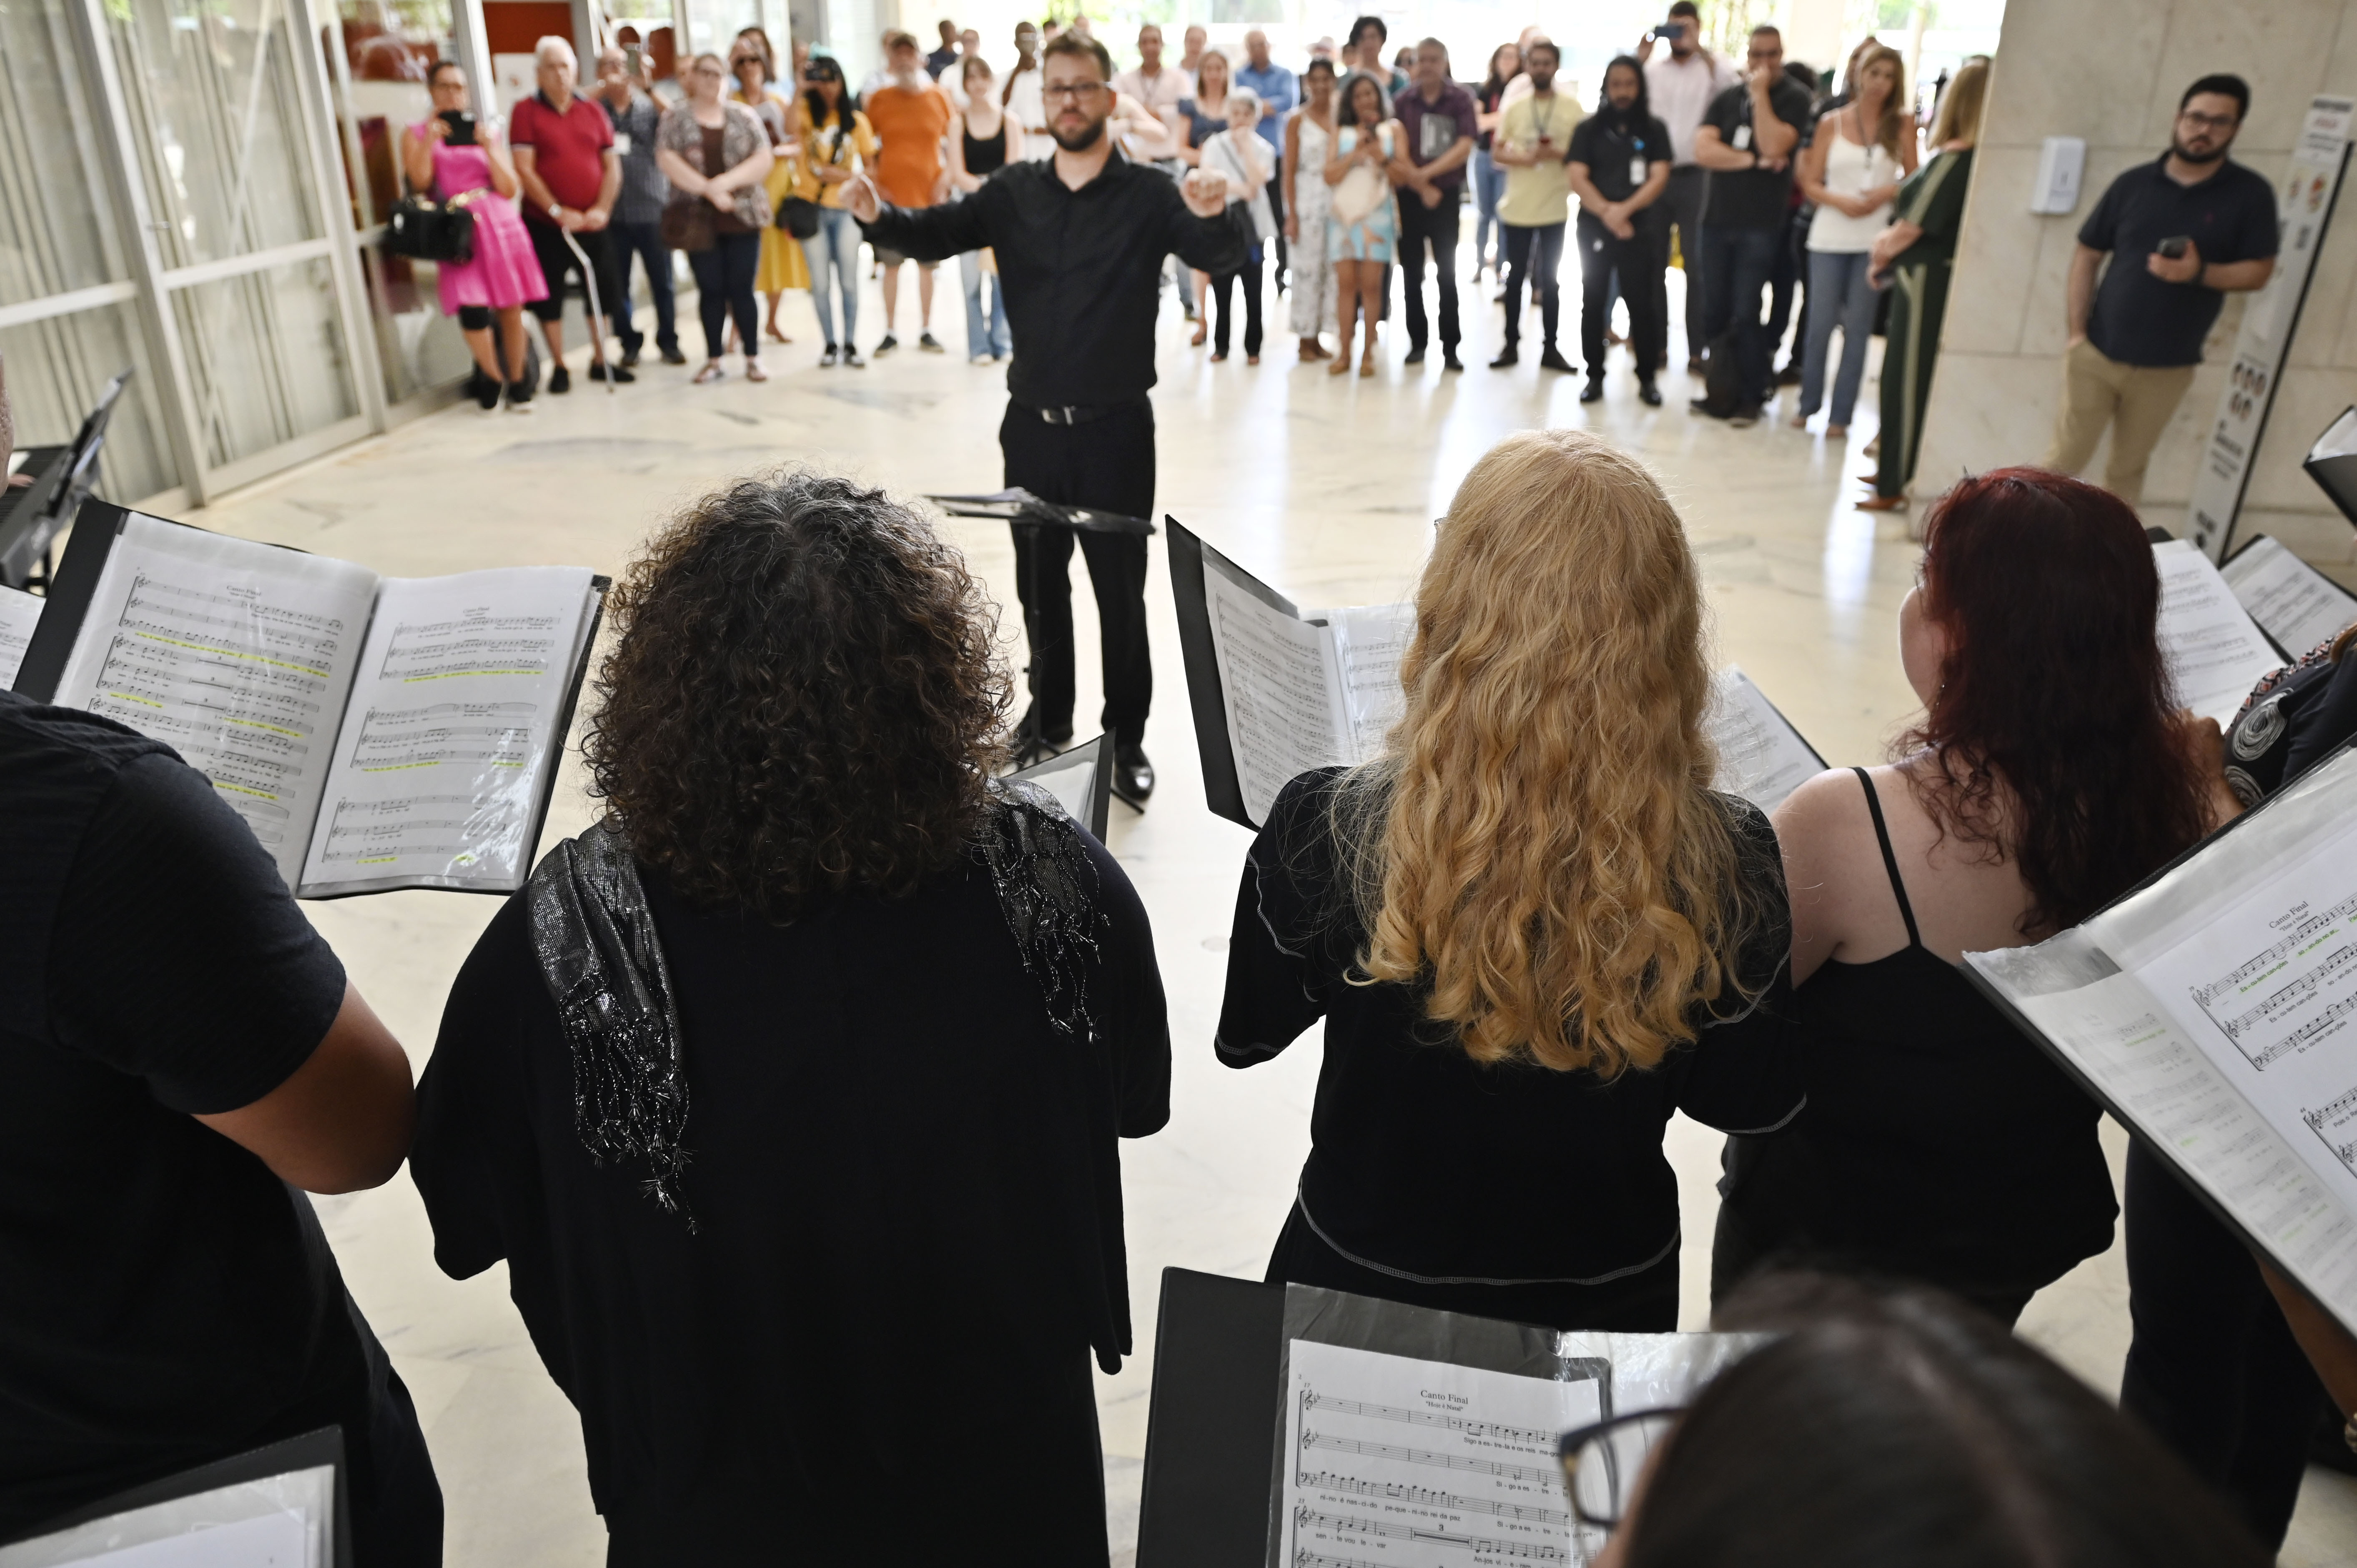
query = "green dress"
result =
(1874, 146, 1975, 500)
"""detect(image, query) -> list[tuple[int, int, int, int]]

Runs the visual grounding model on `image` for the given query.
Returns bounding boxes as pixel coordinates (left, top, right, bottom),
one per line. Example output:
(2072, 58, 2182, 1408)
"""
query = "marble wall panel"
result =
(2141, 0, 2349, 153)
(1942, 148, 2054, 356)
(1978, 8, 2172, 150)
(1912, 352, 2060, 493)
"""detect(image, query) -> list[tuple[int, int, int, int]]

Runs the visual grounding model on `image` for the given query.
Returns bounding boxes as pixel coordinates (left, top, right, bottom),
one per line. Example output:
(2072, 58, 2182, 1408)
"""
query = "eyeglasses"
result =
(2179, 108, 2239, 131)
(1557, 1408, 1684, 1531)
(1041, 81, 1108, 102)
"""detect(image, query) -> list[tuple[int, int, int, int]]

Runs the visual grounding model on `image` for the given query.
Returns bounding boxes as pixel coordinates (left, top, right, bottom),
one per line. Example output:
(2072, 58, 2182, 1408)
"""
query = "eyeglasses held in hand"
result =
(1556, 1408, 1683, 1531)
(1042, 82, 1109, 102)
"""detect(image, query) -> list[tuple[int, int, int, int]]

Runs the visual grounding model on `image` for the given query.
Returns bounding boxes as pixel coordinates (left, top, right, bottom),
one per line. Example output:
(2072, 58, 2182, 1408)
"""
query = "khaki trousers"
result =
(2042, 338, 2198, 507)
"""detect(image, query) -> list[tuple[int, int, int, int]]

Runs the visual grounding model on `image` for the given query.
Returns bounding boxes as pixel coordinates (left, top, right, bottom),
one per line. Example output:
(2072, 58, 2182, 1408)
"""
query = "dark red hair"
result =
(1901, 468, 2209, 934)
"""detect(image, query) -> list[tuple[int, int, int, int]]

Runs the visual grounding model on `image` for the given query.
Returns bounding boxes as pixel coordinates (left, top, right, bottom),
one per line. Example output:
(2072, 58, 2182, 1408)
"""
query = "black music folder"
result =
(0, 1425, 351, 1565)
(1006, 731, 1115, 841)
(17, 499, 606, 899)
(2307, 406, 2357, 529)
(0, 367, 130, 591)
(927, 488, 1156, 535)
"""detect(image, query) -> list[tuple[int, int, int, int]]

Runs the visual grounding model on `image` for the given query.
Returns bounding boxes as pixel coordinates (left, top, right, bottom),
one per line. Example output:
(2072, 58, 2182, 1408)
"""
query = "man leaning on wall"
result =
(2042, 74, 2278, 508)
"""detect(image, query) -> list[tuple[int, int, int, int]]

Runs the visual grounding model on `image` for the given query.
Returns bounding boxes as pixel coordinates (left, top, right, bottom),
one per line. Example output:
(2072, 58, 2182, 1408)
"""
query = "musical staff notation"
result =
(1301, 1430, 1558, 1487)
(1294, 1506, 1570, 1562)
(1304, 1390, 1558, 1448)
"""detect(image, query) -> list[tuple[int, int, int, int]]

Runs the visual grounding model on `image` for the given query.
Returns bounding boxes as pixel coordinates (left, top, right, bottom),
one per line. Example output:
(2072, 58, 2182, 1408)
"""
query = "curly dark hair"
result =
(587, 470, 1011, 919)
(1901, 468, 2210, 934)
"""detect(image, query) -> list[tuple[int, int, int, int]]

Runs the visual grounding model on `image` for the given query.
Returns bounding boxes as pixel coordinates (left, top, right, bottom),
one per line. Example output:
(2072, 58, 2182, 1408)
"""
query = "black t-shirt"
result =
(1217, 768, 1797, 1286)
(1699, 76, 1814, 228)
(0, 692, 363, 1535)
(411, 824, 1170, 1548)
(2081, 155, 2279, 367)
(1569, 110, 1674, 207)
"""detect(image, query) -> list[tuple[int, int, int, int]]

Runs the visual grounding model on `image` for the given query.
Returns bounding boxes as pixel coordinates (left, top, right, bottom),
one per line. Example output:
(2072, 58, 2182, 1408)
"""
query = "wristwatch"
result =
(548, 201, 564, 220)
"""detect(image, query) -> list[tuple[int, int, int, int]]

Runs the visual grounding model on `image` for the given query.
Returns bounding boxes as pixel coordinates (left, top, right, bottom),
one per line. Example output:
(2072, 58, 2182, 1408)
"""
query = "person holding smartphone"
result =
(401, 60, 547, 410)
(2042, 74, 2277, 508)
(1687, 24, 1812, 426)
(1637, 1, 1737, 373)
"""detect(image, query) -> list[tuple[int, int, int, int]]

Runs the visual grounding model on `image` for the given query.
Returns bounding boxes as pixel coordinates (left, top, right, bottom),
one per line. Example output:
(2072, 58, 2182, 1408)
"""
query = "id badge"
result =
(1629, 155, 1647, 187)
(614, 131, 633, 155)
(1732, 123, 1752, 151)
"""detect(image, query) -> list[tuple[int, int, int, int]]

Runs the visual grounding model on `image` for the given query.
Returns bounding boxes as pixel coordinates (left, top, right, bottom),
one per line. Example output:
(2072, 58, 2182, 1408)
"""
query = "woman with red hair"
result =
(1712, 467, 2223, 1325)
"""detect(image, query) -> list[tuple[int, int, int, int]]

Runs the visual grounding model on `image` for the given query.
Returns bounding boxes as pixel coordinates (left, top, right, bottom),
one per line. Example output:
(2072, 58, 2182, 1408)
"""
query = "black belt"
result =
(1018, 400, 1138, 426)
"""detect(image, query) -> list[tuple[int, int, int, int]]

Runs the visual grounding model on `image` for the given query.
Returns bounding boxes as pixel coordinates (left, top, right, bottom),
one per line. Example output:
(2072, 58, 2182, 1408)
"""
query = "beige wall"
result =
(1913, 0, 2357, 566)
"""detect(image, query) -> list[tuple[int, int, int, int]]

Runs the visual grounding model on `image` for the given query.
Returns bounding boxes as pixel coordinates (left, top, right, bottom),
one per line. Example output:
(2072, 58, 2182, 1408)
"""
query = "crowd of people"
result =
(0, 11, 2323, 1568)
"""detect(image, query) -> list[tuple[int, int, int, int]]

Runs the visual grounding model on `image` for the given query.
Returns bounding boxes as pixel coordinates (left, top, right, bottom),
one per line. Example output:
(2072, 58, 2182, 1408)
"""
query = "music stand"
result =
(0, 368, 130, 592)
(927, 489, 1155, 771)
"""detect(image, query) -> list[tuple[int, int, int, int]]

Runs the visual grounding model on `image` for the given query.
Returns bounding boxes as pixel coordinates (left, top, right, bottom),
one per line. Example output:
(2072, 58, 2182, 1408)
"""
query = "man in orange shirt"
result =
(863, 31, 954, 353)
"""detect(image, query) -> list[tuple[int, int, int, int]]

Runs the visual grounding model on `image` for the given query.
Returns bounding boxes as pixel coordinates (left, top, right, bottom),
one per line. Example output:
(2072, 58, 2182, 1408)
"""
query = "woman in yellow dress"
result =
(728, 33, 809, 346)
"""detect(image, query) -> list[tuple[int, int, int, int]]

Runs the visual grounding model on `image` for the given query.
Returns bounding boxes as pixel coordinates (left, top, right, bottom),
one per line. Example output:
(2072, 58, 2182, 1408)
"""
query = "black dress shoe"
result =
(1442, 352, 1464, 371)
(1402, 344, 1427, 365)
(1489, 347, 1518, 369)
(1638, 381, 1662, 406)
(1112, 742, 1155, 806)
(1538, 346, 1575, 373)
(1579, 376, 1604, 402)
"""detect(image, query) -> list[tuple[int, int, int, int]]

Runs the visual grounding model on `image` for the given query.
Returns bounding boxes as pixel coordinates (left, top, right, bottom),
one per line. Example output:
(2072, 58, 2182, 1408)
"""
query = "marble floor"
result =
(185, 265, 2357, 1564)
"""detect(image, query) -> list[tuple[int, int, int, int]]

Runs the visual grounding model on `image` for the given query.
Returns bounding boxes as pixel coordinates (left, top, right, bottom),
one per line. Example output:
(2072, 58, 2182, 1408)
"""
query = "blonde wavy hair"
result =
(1344, 429, 1768, 1077)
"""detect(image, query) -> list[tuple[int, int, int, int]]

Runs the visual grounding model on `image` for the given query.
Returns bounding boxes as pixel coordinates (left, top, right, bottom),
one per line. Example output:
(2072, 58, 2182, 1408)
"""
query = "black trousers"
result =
(1657, 165, 1709, 362)
(1397, 195, 1461, 353)
(1210, 256, 1264, 358)
(525, 220, 619, 331)
(1501, 221, 1565, 351)
(1577, 214, 1665, 380)
(686, 231, 762, 362)
(1266, 1203, 1677, 1333)
(1265, 170, 1288, 291)
(2120, 1140, 2330, 1551)
(1001, 399, 1155, 748)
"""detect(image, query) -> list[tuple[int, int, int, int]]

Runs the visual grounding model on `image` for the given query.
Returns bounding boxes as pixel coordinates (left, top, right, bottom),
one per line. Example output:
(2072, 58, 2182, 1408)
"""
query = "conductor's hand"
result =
(1181, 167, 1229, 218)
(843, 172, 883, 223)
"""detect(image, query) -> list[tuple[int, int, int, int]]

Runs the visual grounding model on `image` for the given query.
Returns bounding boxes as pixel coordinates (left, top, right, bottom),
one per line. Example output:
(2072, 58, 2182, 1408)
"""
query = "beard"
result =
(1051, 113, 1109, 152)
(2170, 133, 2227, 165)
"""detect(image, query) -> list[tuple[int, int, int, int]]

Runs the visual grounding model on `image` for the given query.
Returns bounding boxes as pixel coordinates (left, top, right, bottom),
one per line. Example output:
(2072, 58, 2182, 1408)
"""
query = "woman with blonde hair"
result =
(1216, 429, 1797, 1330)
(1793, 43, 1915, 437)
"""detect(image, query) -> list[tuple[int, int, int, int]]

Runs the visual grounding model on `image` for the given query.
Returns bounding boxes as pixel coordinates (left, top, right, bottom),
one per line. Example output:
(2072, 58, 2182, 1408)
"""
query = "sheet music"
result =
(299, 567, 595, 895)
(1204, 566, 1349, 825)
(2313, 407, 2357, 462)
(1706, 667, 1823, 814)
(5, 451, 24, 478)
(1008, 738, 1100, 829)
(1322, 602, 1414, 762)
(2221, 535, 2357, 658)
(27, 1508, 313, 1568)
(48, 512, 377, 887)
(1280, 1339, 1596, 1568)
(2154, 539, 2287, 725)
(0, 583, 41, 689)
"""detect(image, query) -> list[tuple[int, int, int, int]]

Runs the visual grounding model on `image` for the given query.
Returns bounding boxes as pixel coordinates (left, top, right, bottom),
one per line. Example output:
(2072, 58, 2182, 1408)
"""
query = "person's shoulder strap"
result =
(1851, 766, 1922, 949)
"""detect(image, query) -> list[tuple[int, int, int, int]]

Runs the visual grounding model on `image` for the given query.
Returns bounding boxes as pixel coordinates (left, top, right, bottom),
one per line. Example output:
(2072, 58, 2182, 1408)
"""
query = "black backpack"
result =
(1696, 331, 1745, 418)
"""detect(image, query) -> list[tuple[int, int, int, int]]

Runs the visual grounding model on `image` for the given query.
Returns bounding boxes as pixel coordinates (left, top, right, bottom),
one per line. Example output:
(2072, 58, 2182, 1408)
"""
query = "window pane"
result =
(0, 307, 178, 505)
(0, 0, 125, 301)
(171, 257, 358, 466)
(110, 0, 328, 268)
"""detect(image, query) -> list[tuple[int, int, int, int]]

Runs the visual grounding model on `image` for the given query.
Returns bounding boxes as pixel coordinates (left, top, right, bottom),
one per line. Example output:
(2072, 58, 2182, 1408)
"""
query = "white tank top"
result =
(1806, 120, 1899, 253)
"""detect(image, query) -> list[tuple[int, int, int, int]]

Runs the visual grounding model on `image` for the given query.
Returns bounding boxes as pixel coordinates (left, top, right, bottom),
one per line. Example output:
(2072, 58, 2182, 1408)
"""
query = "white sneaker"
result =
(970, 353, 994, 366)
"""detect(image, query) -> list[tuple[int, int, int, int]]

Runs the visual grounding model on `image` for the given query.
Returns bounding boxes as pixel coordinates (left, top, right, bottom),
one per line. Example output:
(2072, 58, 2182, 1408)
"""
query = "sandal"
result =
(1327, 353, 1351, 377)
(693, 361, 725, 384)
(1856, 493, 1908, 511)
(745, 358, 769, 382)
(1191, 323, 1208, 347)
(1358, 352, 1376, 378)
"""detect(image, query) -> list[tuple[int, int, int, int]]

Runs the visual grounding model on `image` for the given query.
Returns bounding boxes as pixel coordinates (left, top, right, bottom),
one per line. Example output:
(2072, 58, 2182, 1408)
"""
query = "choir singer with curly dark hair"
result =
(411, 469, 1171, 1565)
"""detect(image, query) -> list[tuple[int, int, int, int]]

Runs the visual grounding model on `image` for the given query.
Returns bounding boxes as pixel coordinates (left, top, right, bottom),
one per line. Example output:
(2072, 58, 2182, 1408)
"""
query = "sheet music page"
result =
(1007, 739, 1099, 827)
(10, 1507, 314, 1568)
(298, 567, 595, 895)
(2312, 406, 2357, 461)
(2220, 536, 2357, 658)
(2154, 539, 2287, 724)
(0, 583, 41, 689)
(1204, 565, 1349, 825)
(1705, 667, 1824, 814)
(1319, 602, 1415, 764)
(1280, 1339, 1596, 1568)
(48, 512, 377, 887)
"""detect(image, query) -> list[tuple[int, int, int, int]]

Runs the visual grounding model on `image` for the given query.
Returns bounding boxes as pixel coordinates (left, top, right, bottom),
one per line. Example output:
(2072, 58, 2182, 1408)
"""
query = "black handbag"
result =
(384, 194, 476, 264)
(775, 194, 822, 239)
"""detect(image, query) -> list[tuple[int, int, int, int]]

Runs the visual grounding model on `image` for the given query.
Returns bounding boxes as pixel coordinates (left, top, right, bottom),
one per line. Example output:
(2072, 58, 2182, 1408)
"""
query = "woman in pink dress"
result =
(401, 60, 548, 410)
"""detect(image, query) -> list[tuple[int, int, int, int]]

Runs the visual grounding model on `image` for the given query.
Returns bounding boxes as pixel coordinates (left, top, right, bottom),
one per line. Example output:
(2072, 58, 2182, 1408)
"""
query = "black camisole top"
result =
(1718, 768, 2117, 1298)
(964, 122, 1007, 178)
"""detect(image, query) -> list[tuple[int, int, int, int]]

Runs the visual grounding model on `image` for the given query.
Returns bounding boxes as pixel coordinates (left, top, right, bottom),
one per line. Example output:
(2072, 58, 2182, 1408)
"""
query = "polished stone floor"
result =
(192, 265, 2357, 1565)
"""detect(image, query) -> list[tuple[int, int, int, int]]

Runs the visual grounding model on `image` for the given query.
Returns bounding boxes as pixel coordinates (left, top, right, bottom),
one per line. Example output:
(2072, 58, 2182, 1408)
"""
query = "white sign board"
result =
(2190, 95, 2354, 561)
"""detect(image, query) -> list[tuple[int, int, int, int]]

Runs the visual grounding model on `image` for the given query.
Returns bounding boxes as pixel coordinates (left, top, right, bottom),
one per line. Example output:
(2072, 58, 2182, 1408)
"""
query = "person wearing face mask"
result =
(845, 32, 1241, 808)
(1565, 55, 1672, 405)
(2042, 74, 2278, 508)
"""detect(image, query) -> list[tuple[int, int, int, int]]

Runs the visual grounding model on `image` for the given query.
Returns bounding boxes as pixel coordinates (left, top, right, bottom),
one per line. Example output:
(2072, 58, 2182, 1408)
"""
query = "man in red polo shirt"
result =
(510, 36, 631, 391)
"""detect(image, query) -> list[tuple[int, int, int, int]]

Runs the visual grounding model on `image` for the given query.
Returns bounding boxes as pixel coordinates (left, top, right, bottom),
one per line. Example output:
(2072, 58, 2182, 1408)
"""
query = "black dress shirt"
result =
(860, 153, 1244, 409)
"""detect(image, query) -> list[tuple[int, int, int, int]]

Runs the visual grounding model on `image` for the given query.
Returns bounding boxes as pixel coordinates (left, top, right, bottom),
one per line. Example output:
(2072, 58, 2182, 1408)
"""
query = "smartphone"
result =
(1653, 20, 1685, 41)
(624, 44, 644, 80)
(2157, 235, 2191, 259)
(438, 108, 478, 145)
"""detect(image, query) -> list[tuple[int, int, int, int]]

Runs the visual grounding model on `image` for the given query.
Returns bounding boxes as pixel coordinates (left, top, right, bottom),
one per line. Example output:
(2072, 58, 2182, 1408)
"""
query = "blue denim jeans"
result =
(1471, 147, 1508, 266)
(608, 218, 678, 356)
(1697, 223, 1781, 406)
(807, 206, 860, 348)
(1800, 248, 1879, 425)
(959, 249, 1010, 358)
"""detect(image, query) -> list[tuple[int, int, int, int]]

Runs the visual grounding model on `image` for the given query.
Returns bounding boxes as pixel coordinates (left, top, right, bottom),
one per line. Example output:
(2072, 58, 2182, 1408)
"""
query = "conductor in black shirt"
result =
(846, 30, 1244, 805)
